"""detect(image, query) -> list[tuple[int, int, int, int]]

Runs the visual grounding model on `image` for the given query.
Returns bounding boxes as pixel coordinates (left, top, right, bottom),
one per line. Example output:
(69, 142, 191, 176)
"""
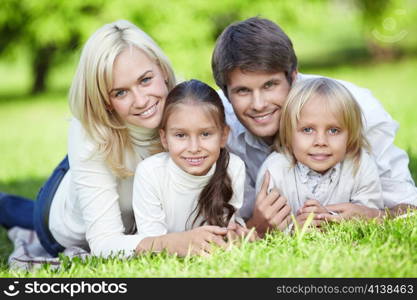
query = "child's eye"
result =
(328, 128, 340, 135)
(175, 133, 186, 138)
(302, 127, 313, 134)
(201, 132, 211, 137)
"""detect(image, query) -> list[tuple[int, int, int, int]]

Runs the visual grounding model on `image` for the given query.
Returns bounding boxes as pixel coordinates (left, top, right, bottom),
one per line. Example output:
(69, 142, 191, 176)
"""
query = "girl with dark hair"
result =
(132, 79, 252, 256)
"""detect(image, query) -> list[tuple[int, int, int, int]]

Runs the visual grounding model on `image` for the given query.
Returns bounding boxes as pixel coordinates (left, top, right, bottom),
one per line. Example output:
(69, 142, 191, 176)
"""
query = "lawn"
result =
(0, 57, 416, 277)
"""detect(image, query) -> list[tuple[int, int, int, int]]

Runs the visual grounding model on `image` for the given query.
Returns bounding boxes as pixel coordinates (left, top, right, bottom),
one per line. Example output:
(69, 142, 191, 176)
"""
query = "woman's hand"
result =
(137, 225, 229, 257)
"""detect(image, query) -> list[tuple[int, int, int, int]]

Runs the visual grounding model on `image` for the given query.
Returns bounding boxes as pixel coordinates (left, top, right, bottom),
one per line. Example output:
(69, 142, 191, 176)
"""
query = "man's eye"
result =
(264, 81, 276, 89)
(236, 88, 250, 95)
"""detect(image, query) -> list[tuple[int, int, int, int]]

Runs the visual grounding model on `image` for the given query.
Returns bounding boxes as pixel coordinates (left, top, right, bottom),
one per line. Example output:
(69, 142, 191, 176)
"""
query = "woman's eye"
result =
(114, 90, 127, 98)
(175, 133, 185, 138)
(302, 127, 313, 134)
(141, 76, 152, 84)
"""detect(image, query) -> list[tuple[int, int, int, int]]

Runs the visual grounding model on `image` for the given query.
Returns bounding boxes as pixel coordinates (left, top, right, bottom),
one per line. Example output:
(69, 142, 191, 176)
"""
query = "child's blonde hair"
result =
(276, 77, 369, 173)
(69, 20, 176, 178)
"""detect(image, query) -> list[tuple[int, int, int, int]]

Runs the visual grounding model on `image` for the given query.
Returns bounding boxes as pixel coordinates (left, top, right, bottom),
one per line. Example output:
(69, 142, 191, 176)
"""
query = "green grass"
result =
(0, 57, 417, 277)
(2, 215, 417, 277)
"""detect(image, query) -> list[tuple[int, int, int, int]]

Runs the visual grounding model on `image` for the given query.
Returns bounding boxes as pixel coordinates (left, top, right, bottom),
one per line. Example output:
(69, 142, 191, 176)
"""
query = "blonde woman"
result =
(0, 20, 228, 258)
(256, 77, 384, 230)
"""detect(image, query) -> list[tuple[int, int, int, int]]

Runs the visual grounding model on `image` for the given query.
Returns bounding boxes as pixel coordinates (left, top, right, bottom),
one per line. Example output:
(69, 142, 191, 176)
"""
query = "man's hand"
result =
(246, 171, 291, 237)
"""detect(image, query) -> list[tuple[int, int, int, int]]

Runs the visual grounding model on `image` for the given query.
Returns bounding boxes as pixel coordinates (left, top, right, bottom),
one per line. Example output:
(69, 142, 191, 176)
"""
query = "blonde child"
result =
(256, 77, 384, 229)
(133, 79, 250, 256)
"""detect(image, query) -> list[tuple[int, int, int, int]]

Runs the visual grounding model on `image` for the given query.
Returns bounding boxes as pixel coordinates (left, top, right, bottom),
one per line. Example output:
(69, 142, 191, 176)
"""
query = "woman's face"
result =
(109, 47, 169, 129)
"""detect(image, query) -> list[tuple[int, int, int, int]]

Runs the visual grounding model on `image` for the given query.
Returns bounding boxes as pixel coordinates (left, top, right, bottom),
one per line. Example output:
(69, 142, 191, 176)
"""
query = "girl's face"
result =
(160, 104, 229, 176)
(291, 95, 348, 174)
(109, 47, 168, 129)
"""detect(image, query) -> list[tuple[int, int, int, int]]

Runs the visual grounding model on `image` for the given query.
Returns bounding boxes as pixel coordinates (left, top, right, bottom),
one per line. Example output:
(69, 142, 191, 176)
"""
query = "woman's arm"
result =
(69, 119, 141, 257)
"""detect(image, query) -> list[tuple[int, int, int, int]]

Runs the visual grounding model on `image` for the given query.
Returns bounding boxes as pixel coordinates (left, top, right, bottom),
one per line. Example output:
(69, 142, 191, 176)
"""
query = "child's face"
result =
(160, 104, 229, 176)
(291, 95, 348, 174)
(109, 47, 168, 129)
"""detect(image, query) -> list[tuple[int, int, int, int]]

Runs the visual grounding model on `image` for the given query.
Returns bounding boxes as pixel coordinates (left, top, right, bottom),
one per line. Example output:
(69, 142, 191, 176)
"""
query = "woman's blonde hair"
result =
(276, 77, 369, 173)
(69, 20, 176, 178)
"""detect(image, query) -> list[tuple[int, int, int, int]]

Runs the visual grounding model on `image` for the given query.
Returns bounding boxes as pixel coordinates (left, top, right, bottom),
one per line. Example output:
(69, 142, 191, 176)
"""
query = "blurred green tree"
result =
(0, 0, 106, 94)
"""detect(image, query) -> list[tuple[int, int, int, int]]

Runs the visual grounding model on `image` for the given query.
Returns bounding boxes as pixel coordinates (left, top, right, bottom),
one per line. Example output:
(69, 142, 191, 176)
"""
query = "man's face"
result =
(226, 69, 293, 142)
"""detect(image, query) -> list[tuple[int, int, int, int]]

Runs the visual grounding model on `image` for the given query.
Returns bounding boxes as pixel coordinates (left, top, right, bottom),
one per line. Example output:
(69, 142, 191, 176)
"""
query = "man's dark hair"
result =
(212, 16, 298, 97)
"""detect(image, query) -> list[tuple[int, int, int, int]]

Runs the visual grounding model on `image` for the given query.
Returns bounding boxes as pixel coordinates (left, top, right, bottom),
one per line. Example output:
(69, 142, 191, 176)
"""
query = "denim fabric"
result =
(0, 193, 34, 230)
(33, 156, 69, 256)
(0, 156, 69, 257)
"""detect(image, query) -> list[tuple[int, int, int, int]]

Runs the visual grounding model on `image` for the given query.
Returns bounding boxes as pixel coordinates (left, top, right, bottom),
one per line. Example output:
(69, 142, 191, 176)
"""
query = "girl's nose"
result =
(188, 136, 201, 153)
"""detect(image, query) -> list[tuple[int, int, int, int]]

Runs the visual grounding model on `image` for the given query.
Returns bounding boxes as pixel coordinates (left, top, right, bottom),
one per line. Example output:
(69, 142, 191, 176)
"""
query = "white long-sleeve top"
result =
(132, 152, 245, 241)
(256, 151, 384, 214)
(221, 73, 417, 219)
(48, 118, 158, 257)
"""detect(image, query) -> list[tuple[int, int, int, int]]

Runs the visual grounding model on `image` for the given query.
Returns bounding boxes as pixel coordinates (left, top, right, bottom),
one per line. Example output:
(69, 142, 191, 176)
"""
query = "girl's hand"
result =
(138, 226, 229, 257)
(226, 221, 259, 243)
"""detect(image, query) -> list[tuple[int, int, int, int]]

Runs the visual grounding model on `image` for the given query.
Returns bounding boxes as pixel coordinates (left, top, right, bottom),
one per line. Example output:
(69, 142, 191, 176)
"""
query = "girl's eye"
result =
(302, 127, 313, 134)
(329, 128, 340, 135)
(114, 90, 127, 98)
(201, 132, 211, 137)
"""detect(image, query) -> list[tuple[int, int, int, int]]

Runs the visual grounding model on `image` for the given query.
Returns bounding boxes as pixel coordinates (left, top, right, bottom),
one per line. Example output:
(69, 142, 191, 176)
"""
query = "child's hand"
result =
(226, 221, 258, 243)
(294, 199, 327, 229)
(319, 202, 383, 221)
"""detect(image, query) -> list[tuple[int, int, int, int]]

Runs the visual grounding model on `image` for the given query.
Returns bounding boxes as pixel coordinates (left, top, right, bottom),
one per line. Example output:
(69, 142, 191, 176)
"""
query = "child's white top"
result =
(49, 118, 156, 257)
(256, 150, 384, 214)
(132, 152, 245, 240)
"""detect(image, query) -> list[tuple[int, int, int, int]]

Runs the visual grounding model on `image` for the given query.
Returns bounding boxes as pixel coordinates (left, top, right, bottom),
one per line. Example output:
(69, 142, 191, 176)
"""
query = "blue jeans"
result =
(0, 156, 69, 257)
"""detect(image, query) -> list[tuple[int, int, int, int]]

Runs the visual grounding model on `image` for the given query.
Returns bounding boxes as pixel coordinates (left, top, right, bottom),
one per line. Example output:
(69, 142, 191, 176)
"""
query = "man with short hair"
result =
(212, 17, 417, 235)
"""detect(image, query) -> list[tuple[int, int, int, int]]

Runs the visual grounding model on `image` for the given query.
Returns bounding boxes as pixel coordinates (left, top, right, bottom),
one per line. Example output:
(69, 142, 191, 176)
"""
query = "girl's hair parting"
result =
(160, 79, 235, 227)
(69, 20, 176, 178)
(277, 77, 369, 173)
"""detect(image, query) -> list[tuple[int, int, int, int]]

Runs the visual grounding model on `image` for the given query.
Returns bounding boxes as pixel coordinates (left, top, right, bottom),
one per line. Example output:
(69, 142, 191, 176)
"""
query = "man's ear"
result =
(220, 125, 230, 148)
(159, 129, 168, 150)
(291, 69, 298, 84)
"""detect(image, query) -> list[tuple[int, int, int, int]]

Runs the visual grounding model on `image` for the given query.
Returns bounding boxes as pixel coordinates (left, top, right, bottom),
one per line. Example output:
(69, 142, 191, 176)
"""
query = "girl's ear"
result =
(159, 129, 168, 150)
(220, 125, 230, 148)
